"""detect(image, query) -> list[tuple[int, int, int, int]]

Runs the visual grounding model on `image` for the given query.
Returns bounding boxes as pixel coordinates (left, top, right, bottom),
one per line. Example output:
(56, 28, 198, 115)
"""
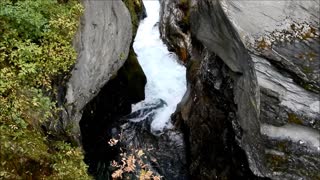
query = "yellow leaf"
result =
(139, 169, 153, 180)
(137, 150, 144, 157)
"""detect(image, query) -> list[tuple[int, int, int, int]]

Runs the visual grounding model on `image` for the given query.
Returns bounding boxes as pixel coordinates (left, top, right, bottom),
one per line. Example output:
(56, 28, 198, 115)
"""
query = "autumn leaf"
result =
(153, 175, 162, 180)
(124, 155, 136, 173)
(137, 150, 144, 157)
(112, 169, 123, 179)
(139, 169, 153, 180)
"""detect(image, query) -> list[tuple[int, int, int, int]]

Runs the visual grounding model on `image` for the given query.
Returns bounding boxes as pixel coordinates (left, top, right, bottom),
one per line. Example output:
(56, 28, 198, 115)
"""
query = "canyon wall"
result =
(160, 0, 320, 179)
(57, 0, 147, 145)
(63, 0, 147, 177)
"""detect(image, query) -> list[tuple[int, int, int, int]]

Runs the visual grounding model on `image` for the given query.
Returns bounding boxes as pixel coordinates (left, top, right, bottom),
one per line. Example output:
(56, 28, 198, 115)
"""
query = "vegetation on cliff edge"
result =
(0, 0, 90, 179)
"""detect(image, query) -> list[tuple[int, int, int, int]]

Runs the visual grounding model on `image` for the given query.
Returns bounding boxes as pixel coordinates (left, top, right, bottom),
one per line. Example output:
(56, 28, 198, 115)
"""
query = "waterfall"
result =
(132, 1, 187, 133)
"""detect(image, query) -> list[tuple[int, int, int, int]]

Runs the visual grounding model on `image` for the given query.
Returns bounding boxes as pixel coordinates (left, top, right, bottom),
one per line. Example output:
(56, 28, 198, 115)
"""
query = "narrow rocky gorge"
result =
(55, 0, 319, 179)
(61, 0, 188, 179)
(5, 0, 318, 179)
(59, 0, 148, 177)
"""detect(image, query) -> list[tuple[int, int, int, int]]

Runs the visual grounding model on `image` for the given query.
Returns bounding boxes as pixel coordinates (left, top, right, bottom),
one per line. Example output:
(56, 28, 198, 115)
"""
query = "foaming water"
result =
(132, 1, 186, 132)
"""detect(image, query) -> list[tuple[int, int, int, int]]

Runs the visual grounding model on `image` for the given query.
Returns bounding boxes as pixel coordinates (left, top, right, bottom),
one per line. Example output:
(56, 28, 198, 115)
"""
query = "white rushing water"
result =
(132, 1, 186, 132)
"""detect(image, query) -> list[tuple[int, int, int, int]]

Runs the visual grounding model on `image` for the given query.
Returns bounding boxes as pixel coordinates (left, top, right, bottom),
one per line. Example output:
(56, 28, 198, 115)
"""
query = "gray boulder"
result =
(64, 0, 132, 142)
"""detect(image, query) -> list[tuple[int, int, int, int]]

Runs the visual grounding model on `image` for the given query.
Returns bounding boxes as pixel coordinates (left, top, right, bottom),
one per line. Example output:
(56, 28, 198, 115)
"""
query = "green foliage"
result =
(0, 0, 91, 179)
(0, 0, 83, 92)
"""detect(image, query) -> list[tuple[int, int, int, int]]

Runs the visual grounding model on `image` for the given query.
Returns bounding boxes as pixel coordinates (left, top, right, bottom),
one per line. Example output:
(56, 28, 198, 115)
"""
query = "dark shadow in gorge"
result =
(79, 48, 189, 179)
(79, 49, 147, 179)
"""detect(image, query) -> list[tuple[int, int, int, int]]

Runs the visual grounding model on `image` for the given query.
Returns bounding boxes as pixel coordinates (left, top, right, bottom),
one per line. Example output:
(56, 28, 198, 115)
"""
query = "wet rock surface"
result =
(79, 49, 147, 178)
(123, 99, 168, 126)
(160, 0, 320, 179)
(172, 49, 262, 179)
(119, 99, 188, 179)
(81, 95, 188, 179)
(159, 0, 191, 63)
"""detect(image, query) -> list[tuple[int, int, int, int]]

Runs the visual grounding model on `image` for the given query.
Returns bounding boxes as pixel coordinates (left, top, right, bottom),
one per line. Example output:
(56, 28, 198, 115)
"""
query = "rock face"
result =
(160, 0, 320, 179)
(73, 0, 147, 178)
(159, 0, 191, 63)
(79, 49, 147, 177)
(63, 0, 133, 141)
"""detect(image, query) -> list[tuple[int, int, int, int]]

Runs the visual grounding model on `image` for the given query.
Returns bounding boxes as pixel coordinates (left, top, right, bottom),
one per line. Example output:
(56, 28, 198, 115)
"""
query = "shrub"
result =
(108, 137, 162, 180)
(0, 0, 91, 179)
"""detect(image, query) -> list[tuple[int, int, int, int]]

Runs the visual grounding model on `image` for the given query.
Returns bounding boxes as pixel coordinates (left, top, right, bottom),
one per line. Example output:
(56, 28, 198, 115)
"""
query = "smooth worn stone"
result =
(63, 0, 133, 142)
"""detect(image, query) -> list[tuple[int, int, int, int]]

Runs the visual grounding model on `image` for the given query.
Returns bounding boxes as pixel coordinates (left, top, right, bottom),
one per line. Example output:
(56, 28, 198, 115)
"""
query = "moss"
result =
(122, 0, 144, 37)
(266, 153, 288, 171)
(301, 65, 313, 74)
(118, 48, 147, 103)
(178, 0, 189, 12)
(300, 81, 320, 92)
(287, 113, 303, 125)
(119, 52, 126, 61)
(276, 141, 288, 152)
(178, 0, 191, 33)
(306, 52, 317, 60)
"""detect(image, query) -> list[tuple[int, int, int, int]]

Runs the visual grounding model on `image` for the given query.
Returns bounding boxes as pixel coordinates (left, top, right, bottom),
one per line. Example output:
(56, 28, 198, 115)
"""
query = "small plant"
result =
(108, 137, 162, 180)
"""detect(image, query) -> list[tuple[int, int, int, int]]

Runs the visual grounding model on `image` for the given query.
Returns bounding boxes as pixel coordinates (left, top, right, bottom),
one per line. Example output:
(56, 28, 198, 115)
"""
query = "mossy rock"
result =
(287, 113, 304, 125)
(117, 48, 147, 103)
(178, 0, 191, 28)
(122, 0, 145, 37)
(266, 153, 288, 172)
